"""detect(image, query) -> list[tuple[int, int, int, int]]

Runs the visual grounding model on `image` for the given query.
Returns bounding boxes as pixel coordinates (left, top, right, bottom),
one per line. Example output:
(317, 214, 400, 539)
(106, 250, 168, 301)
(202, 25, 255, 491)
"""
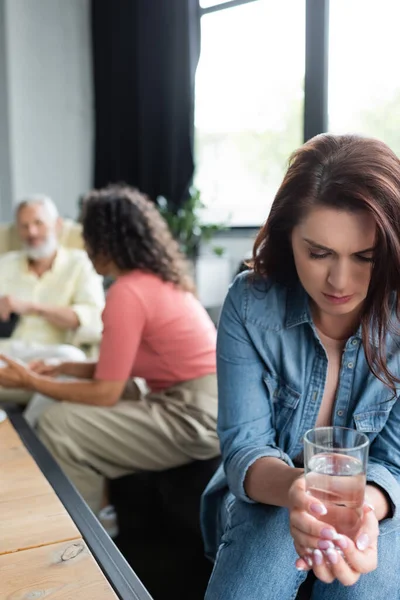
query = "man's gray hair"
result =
(16, 194, 59, 223)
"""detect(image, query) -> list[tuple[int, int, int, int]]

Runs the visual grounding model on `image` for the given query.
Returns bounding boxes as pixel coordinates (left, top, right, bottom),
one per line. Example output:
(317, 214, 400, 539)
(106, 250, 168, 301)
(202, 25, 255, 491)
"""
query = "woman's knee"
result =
(230, 502, 297, 563)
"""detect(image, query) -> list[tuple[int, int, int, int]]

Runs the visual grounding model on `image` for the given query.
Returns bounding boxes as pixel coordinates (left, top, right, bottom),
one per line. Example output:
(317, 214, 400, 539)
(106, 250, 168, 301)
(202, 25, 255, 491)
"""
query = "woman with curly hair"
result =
(0, 185, 219, 513)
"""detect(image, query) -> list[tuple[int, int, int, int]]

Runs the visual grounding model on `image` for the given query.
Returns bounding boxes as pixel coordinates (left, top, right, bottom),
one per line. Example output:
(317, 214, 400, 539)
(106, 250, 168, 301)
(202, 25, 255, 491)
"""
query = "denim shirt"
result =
(201, 272, 400, 557)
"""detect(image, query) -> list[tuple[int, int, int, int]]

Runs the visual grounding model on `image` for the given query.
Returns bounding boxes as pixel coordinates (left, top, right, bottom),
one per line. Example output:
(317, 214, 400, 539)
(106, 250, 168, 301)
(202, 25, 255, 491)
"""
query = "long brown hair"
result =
(82, 184, 195, 293)
(251, 133, 400, 393)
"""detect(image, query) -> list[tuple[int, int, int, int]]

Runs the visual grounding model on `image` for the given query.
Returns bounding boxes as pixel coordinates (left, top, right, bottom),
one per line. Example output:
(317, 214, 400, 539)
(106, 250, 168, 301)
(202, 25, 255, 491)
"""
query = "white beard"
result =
(23, 233, 59, 260)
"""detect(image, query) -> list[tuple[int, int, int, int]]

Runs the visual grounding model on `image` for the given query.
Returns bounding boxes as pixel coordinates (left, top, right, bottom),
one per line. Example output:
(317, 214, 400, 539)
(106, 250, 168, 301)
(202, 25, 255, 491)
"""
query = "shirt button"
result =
(352, 339, 358, 346)
(337, 410, 344, 417)
(347, 362, 354, 369)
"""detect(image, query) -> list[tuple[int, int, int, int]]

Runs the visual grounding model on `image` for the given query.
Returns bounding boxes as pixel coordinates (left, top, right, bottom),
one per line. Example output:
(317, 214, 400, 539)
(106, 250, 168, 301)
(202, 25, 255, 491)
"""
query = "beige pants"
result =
(37, 374, 219, 513)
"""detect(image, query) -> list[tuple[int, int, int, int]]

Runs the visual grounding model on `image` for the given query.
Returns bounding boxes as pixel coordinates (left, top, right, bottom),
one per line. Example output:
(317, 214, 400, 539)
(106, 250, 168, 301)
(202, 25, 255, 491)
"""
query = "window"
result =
(195, 0, 305, 226)
(329, 0, 400, 155)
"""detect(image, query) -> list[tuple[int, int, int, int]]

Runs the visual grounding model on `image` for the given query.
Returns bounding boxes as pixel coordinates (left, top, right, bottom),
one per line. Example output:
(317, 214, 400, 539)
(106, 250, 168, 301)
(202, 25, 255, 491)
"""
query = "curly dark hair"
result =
(82, 184, 195, 293)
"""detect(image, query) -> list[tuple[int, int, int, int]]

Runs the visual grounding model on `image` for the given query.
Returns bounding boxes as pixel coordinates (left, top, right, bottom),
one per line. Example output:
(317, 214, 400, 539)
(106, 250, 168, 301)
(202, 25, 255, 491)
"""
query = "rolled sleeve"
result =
(367, 461, 400, 522)
(228, 445, 295, 503)
(365, 392, 400, 528)
(72, 303, 100, 331)
(71, 259, 104, 335)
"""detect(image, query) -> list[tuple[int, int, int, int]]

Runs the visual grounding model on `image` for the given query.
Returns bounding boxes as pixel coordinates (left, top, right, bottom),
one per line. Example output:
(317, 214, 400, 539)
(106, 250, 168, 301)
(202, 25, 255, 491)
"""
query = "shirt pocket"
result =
(263, 373, 301, 433)
(353, 408, 393, 441)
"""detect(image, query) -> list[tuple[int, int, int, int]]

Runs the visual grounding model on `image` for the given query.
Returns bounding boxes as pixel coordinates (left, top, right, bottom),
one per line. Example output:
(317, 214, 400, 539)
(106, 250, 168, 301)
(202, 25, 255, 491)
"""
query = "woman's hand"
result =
(28, 358, 64, 377)
(289, 476, 339, 568)
(28, 360, 97, 380)
(296, 504, 378, 585)
(0, 354, 34, 388)
(289, 477, 379, 585)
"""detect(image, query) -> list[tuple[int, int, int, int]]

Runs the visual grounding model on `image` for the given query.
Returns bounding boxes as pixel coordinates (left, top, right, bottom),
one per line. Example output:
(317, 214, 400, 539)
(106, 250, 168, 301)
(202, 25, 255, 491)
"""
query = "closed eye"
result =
(309, 251, 330, 260)
(356, 254, 374, 263)
(308, 248, 374, 263)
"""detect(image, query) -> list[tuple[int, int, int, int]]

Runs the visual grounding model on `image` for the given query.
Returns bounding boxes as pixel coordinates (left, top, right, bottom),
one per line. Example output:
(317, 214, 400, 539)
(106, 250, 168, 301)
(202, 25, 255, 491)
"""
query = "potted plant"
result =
(156, 187, 226, 262)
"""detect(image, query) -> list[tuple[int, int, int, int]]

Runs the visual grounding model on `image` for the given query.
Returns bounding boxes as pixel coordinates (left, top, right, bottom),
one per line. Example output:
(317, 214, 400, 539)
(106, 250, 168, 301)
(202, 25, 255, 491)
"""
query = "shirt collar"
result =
(20, 245, 64, 275)
(285, 281, 313, 329)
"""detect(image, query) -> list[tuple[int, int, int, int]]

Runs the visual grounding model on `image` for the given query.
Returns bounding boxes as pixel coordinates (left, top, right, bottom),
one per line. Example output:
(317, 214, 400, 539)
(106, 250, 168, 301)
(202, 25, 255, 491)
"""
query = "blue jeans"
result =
(205, 493, 400, 600)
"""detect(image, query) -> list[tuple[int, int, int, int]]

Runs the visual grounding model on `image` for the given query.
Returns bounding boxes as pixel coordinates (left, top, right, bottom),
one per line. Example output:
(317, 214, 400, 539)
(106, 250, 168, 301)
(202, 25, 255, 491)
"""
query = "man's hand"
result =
(0, 295, 33, 320)
(28, 358, 64, 377)
(0, 354, 34, 388)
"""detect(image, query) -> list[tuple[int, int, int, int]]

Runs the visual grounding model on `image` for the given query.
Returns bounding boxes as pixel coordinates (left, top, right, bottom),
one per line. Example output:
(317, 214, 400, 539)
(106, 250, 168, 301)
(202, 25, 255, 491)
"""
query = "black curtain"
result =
(91, 0, 201, 211)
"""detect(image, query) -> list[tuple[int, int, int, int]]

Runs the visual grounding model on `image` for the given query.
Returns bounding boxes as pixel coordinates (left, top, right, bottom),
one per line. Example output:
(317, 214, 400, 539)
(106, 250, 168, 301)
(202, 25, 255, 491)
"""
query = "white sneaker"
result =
(98, 504, 119, 538)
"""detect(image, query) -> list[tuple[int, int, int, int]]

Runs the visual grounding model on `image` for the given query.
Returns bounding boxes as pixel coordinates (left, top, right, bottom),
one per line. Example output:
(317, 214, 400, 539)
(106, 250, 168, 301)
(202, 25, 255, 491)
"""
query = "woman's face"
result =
(291, 207, 376, 320)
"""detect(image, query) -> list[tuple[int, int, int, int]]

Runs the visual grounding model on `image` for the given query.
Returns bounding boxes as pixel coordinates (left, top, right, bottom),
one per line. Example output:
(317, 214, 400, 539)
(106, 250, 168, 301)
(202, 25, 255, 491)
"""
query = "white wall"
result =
(0, 1, 13, 220)
(5, 0, 93, 218)
(197, 229, 257, 312)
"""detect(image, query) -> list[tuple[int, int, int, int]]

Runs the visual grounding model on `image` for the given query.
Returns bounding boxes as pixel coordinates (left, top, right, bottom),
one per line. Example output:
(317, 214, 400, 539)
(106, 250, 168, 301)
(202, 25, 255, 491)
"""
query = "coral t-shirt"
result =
(95, 271, 217, 391)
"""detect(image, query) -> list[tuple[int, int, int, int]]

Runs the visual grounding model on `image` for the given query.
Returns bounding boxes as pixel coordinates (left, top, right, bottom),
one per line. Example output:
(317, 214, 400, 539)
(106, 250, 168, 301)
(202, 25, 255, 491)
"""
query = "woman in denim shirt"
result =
(202, 134, 400, 599)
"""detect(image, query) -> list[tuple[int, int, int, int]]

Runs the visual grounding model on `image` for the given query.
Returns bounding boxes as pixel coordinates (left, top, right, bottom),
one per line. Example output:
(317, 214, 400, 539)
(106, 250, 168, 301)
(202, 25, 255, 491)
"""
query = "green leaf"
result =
(156, 188, 228, 259)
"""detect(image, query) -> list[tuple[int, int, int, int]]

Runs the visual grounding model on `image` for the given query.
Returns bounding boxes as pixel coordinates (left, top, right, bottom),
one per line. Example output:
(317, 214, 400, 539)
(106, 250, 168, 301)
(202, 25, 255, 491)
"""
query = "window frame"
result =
(197, 0, 329, 228)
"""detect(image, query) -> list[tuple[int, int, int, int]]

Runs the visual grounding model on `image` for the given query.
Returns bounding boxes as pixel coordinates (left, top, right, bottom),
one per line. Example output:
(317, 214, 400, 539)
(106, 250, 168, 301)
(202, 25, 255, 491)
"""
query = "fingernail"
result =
(356, 533, 369, 551)
(326, 548, 339, 564)
(364, 502, 375, 512)
(313, 549, 323, 566)
(306, 547, 313, 554)
(318, 539, 334, 550)
(320, 527, 338, 540)
(310, 503, 328, 515)
(296, 565, 307, 571)
(304, 555, 313, 567)
(335, 536, 348, 550)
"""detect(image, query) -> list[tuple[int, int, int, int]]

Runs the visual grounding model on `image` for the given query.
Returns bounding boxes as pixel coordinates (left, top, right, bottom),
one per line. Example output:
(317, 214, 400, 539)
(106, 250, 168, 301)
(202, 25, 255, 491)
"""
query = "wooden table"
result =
(0, 409, 153, 600)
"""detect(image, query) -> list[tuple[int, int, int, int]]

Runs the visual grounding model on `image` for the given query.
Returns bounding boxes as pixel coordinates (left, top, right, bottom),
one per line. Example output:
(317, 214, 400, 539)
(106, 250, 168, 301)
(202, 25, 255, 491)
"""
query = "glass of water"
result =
(304, 426, 369, 539)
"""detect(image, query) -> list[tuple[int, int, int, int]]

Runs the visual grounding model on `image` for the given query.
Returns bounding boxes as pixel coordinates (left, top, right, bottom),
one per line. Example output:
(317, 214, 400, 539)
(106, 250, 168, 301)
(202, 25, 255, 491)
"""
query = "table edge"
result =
(6, 409, 153, 600)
